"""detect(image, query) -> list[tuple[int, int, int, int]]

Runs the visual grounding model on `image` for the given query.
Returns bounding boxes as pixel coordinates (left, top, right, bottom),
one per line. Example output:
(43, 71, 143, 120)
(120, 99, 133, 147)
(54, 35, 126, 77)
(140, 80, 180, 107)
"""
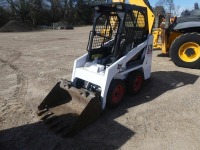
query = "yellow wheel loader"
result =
(37, 1, 154, 137)
(152, 6, 165, 49)
(153, 28, 162, 49)
(152, 14, 164, 49)
(161, 3, 200, 69)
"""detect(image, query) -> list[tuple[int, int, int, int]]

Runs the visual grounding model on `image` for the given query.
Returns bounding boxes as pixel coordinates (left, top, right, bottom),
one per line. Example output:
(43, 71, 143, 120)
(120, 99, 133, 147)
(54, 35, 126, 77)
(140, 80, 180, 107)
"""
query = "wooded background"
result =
(0, 0, 180, 28)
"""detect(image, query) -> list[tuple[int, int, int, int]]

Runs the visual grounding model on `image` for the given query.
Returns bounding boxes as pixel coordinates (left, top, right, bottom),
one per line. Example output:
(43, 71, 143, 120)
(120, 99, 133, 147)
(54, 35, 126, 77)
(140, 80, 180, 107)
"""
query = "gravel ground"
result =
(0, 26, 200, 150)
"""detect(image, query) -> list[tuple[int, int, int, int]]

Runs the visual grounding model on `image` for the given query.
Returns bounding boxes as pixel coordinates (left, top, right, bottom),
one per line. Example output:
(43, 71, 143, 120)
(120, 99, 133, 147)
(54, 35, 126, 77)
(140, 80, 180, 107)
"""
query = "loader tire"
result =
(126, 70, 144, 95)
(106, 79, 126, 108)
(170, 33, 200, 69)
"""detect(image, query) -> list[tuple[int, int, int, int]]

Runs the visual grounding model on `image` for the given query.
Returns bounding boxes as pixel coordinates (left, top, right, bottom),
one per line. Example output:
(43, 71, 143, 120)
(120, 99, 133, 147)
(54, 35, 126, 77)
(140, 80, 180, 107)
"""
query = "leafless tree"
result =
(173, 5, 181, 16)
(155, 0, 175, 14)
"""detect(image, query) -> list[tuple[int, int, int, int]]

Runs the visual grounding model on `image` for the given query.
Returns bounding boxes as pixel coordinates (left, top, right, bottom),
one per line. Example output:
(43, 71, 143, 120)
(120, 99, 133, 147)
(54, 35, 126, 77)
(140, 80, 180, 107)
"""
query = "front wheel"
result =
(170, 33, 200, 69)
(106, 79, 126, 108)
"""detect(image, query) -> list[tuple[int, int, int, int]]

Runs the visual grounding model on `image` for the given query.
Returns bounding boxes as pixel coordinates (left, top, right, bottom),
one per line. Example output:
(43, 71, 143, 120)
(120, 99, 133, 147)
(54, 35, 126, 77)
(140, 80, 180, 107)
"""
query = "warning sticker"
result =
(147, 45, 153, 54)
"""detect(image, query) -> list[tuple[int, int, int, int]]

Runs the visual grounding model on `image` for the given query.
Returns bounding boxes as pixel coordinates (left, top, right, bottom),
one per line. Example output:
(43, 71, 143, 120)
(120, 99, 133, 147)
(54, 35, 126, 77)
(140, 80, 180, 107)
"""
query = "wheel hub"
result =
(112, 85, 124, 104)
(178, 42, 200, 62)
(185, 48, 195, 57)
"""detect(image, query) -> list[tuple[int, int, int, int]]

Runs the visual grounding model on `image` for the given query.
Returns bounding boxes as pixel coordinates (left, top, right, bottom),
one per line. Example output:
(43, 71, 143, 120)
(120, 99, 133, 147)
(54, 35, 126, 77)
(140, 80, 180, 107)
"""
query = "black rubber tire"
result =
(106, 79, 126, 108)
(169, 33, 200, 69)
(126, 70, 144, 95)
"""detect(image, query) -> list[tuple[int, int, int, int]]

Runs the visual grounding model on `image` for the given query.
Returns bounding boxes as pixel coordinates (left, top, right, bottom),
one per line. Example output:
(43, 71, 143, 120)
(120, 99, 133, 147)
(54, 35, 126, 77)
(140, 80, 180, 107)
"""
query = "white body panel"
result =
(71, 35, 153, 109)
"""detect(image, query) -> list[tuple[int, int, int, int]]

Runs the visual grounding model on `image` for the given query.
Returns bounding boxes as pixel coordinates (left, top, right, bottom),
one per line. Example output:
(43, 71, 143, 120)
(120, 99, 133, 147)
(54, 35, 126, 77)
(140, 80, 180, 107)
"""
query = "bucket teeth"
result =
(44, 115, 57, 124)
(40, 111, 54, 120)
(37, 109, 48, 116)
(44, 115, 71, 136)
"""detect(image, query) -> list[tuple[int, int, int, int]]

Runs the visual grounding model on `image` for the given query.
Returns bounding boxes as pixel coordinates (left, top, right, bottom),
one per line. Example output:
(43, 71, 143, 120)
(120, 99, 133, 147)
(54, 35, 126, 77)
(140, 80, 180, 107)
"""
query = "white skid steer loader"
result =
(37, 2, 154, 137)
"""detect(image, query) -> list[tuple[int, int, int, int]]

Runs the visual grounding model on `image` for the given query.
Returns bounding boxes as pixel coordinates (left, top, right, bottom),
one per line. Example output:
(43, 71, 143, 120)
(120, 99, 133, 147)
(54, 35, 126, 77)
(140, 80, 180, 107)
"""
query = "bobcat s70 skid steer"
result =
(37, 2, 154, 137)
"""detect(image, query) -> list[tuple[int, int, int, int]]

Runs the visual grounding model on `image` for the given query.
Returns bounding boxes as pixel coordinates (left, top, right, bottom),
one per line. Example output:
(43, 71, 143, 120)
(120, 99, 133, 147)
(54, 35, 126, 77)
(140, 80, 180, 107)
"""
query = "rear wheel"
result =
(126, 70, 144, 95)
(106, 79, 126, 108)
(170, 33, 200, 69)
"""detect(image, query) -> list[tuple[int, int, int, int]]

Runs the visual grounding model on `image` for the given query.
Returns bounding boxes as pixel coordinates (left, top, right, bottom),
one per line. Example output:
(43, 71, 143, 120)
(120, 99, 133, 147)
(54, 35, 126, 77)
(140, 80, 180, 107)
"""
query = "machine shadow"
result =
(157, 53, 169, 57)
(0, 71, 199, 150)
(152, 48, 162, 51)
(117, 70, 199, 109)
(0, 116, 134, 150)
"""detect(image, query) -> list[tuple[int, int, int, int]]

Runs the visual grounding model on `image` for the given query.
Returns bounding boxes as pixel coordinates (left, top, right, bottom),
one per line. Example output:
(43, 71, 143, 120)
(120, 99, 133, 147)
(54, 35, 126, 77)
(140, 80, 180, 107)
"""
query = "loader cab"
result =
(87, 3, 149, 66)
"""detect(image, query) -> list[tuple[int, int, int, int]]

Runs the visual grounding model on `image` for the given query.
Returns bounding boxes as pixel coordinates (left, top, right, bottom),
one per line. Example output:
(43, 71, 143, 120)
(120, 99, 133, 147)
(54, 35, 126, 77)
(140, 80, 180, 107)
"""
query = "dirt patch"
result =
(0, 20, 33, 32)
(0, 27, 200, 150)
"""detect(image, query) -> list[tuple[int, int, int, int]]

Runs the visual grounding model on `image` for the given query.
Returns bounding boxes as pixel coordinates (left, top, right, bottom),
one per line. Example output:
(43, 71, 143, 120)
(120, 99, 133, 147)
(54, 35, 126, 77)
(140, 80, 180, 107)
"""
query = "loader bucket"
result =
(37, 79, 102, 137)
